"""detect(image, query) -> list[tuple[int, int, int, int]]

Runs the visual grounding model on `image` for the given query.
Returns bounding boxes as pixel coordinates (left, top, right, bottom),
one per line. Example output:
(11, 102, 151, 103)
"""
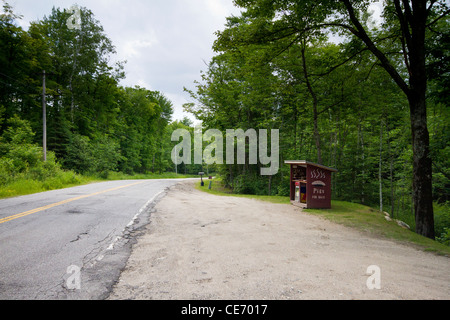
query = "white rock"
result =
(396, 220, 411, 230)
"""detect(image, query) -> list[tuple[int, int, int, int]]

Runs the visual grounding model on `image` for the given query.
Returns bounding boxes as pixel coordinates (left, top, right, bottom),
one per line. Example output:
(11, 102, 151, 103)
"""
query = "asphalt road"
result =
(0, 179, 185, 300)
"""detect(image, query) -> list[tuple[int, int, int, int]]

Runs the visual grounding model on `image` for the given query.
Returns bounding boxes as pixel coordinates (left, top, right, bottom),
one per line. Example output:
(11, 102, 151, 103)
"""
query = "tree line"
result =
(184, 0, 449, 241)
(0, 2, 186, 185)
(1, 1, 448, 243)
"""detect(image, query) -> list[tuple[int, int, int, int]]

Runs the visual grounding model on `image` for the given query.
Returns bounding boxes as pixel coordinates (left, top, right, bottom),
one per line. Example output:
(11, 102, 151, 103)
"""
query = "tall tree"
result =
(213, 0, 448, 239)
(1, 2, 176, 178)
(0, 1, 40, 132)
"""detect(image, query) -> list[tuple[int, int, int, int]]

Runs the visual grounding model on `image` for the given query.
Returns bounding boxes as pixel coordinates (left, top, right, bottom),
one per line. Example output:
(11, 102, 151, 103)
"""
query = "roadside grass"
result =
(196, 179, 450, 257)
(106, 171, 198, 180)
(306, 201, 450, 256)
(195, 178, 290, 205)
(0, 171, 97, 199)
(0, 171, 199, 199)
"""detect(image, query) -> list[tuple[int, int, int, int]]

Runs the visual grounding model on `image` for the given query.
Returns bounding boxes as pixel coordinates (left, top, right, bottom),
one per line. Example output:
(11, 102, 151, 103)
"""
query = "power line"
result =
(0, 77, 36, 96)
(0, 72, 40, 95)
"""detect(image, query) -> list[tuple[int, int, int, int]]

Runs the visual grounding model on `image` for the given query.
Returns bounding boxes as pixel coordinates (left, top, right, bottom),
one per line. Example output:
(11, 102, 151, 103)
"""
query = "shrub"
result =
(65, 133, 122, 176)
(233, 172, 269, 195)
(434, 202, 450, 245)
(437, 228, 450, 246)
(64, 134, 94, 174)
(90, 136, 122, 176)
(0, 116, 54, 183)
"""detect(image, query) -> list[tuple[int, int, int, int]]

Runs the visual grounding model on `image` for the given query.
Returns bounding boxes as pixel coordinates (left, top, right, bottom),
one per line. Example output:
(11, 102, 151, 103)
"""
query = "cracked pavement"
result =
(0, 179, 187, 300)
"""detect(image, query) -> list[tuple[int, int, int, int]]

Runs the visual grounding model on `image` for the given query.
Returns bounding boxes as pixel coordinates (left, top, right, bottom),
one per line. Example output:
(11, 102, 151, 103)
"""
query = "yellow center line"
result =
(0, 181, 146, 225)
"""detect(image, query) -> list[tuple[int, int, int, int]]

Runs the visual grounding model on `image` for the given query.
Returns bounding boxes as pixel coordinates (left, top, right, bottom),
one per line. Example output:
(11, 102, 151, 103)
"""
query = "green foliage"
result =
(0, 170, 93, 199)
(0, 1, 447, 242)
(233, 172, 266, 195)
(185, 0, 449, 241)
(429, 103, 450, 204)
(0, 116, 49, 183)
(0, 115, 90, 198)
(437, 228, 450, 246)
(0, 3, 178, 189)
(196, 179, 291, 205)
(115, 87, 173, 175)
(65, 133, 122, 177)
(90, 136, 122, 177)
(64, 134, 92, 174)
(434, 202, 450, 245)
(0, 115, 35, 146)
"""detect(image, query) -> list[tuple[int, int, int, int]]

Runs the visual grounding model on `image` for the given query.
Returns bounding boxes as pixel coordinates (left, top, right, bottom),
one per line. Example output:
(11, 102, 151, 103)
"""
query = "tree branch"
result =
(266, 34, 303, 63)
(401, 0, 414, 24)
(340, 0, 410, 96)
(432, 161, 450, 180)
(310, 47, 370, 77)
(426, 9, 450, 27)
(318, 97, 345, 116)
(400, 36, 412, 77)
(427, 0, 439, 13)
(394, 0, 413, 49)
(363, 60, 379, 82)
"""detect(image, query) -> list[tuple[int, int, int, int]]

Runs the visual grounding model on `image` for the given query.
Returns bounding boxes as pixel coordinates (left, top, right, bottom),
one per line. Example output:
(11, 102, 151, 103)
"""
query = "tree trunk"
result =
(407, 1, 435, 239)
(358, 116, 365, 204)
(341, 0, 435, 239)
(387, 119, 395, 219)
(379, 120, 383, 213)
(152, 154, 155, 173)
(313, 102, 322, 164)
(408, 94, 435, 239)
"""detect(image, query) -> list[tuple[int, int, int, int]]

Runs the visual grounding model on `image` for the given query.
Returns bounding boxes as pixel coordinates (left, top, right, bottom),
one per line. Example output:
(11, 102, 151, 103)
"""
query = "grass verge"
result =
(306, 201, 450, 256)
(0, 171, 199, 199)
(195, 178, 290, 205)
(0, 171, 97, 199)
(195, 179, 450, 256)
(105, 171, 198, 180)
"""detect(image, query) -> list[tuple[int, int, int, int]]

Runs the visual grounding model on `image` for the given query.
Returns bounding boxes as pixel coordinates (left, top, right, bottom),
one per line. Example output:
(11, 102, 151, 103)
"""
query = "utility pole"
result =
(42, 70, 47, 162)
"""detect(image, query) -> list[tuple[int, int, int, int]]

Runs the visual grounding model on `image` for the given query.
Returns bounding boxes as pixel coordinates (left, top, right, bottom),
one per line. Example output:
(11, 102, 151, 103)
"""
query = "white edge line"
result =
(105, 190, 165, 254)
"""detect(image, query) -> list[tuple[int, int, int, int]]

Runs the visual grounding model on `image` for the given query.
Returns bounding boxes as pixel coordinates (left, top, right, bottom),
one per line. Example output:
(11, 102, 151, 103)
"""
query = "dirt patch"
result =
(108, 181, 449, 300)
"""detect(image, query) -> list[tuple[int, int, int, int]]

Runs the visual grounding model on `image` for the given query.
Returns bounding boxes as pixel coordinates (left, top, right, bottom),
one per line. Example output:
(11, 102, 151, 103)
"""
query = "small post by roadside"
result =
(199, 172, 205, 187)
(208, 176, 213, 190)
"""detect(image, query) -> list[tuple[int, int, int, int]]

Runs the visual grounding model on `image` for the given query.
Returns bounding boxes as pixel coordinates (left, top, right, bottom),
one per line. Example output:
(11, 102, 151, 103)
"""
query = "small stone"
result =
(396, 220, 411, 230)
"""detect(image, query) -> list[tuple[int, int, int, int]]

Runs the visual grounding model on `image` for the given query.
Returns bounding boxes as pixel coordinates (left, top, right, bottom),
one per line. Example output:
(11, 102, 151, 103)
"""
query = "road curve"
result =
(0, 179, 186, 300)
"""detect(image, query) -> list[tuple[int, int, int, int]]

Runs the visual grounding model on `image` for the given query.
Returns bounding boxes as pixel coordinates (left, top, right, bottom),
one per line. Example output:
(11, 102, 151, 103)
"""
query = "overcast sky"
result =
(9, 0, 242, 122)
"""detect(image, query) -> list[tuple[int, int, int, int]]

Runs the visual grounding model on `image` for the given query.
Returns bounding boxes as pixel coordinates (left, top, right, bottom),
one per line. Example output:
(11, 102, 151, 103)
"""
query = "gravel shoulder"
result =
(108, 181, 449, 300)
